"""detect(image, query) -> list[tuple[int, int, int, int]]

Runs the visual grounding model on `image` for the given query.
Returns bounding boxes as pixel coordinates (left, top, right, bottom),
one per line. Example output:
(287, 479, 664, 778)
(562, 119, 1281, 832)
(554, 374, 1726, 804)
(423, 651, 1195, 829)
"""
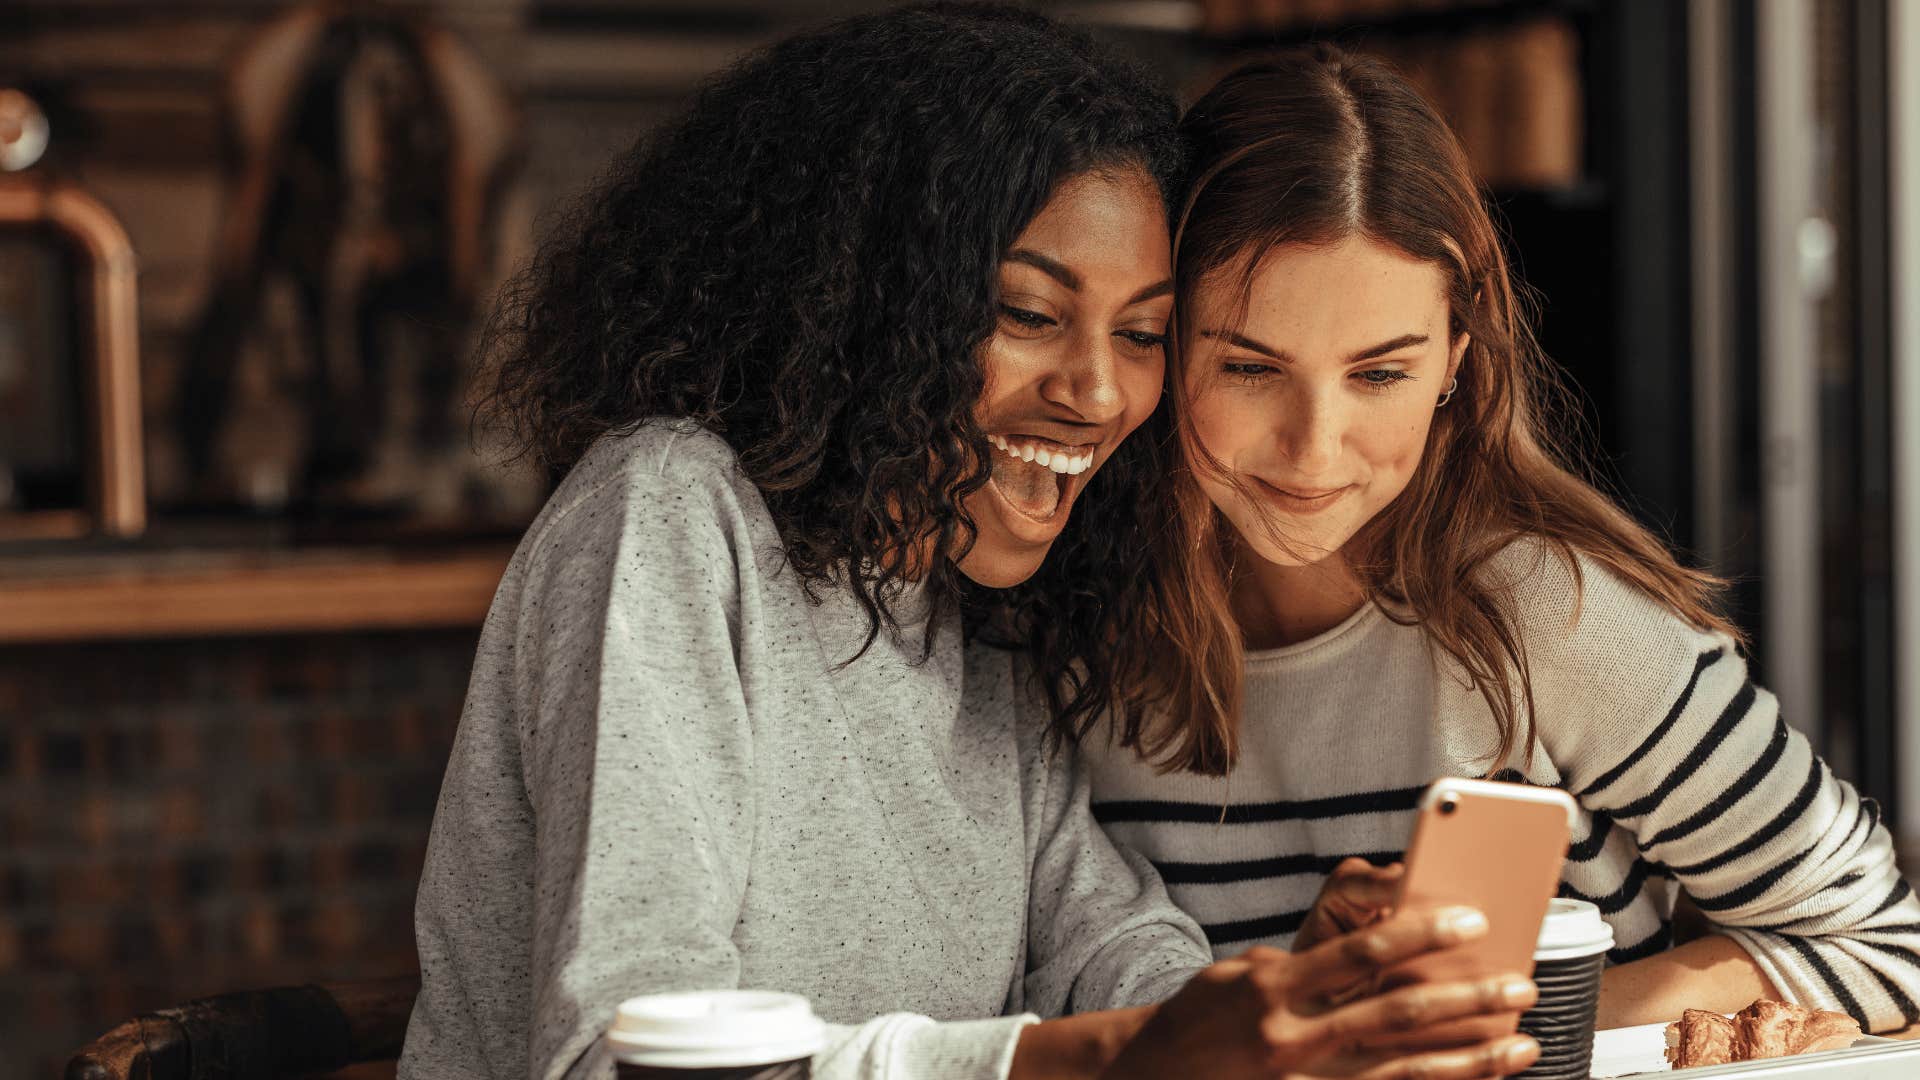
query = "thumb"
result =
(1333, 865, 1404, 907)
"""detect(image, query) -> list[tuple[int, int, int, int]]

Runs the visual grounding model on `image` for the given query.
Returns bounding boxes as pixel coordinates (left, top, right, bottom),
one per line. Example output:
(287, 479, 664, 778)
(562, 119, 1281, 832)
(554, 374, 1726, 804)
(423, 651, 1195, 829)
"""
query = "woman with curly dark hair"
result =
(400, 7, 1542, 1080)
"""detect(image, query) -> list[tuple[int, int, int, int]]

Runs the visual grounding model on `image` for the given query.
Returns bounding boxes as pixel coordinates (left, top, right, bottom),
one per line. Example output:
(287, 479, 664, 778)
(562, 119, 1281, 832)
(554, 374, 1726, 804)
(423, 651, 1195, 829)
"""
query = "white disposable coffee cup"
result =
(1517, 899, 1614, 1080)
(608, 990, 825, 1075)
(1533, 897, 1614, 962)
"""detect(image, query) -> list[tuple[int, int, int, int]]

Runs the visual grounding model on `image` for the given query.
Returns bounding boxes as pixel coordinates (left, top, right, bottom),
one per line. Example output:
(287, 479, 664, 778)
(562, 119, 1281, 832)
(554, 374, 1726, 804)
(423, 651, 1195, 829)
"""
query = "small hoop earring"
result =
(1436, 377, 1459, 408)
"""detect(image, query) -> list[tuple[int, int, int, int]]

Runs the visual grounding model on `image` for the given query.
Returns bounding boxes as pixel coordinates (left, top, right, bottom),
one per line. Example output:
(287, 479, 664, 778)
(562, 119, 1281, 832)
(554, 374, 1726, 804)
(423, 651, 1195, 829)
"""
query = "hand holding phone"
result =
(1376, 777, 1577, 1044)
(1099, 910, 1541, 1080)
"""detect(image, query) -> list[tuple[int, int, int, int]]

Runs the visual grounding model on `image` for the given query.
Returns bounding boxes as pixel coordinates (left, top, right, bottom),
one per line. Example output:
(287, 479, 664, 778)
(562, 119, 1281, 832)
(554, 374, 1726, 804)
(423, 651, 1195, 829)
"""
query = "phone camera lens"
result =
(1438, 796, 1459, 816)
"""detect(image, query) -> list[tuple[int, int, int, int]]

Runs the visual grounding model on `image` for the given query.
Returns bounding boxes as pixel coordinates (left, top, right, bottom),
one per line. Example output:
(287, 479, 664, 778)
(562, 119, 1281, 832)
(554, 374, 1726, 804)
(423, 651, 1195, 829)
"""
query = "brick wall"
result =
(0, 629, 478, 1080)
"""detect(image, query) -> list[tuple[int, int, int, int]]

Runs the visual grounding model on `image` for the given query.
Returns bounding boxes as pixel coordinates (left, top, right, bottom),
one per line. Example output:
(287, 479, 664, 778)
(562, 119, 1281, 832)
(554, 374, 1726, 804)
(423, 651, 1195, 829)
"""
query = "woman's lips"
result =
(1254, 477, 1352, 515)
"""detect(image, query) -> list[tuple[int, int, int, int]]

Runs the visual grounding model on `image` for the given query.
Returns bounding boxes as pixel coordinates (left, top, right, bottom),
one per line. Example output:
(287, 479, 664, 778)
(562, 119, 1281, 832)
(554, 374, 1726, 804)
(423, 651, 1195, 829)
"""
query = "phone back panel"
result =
(1393, 778, 1574, 988)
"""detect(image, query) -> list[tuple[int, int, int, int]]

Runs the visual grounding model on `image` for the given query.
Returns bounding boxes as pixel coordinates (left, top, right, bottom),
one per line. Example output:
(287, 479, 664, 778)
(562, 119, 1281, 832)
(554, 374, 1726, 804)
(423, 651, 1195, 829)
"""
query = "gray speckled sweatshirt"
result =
(398, 420, 1210, 1080)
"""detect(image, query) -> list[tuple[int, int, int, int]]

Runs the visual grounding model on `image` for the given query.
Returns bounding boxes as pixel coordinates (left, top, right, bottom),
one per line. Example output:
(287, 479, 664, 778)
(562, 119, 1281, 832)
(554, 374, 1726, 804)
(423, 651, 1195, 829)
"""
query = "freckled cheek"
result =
(1116, 364, 1165, 437)
(1356, 408, 1432, 486)
(1185, 391, 1249, 466)
(1191, 463, 1243, 520)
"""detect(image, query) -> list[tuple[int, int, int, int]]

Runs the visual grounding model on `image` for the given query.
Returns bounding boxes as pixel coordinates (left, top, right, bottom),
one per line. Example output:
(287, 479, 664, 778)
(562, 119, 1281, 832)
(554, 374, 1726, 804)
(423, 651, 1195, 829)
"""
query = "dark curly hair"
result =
(484, 2, 1184, 732)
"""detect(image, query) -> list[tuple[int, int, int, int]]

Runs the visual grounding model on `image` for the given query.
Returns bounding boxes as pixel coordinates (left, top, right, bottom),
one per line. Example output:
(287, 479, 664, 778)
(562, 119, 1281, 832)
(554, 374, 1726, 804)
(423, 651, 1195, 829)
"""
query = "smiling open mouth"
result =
(985, 434, 1096, 523)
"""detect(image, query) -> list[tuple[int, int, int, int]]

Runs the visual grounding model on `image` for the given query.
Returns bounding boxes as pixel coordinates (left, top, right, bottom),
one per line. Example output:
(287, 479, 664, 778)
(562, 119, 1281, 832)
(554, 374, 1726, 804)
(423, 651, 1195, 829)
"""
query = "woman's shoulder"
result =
(1477, 534, 1711, 645)
(534, 419, 764, 532)
(1475, 533, 1578, 605)
(563, 418, 749, 502)
(1472, 533, 1733, 719)
(503, 419, 780, 594)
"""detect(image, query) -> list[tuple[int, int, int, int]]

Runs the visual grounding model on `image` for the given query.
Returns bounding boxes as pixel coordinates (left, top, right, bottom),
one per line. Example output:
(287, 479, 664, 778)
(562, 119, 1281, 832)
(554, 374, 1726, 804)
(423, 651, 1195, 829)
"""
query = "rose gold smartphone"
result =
(1379, 777, 1576, 1040)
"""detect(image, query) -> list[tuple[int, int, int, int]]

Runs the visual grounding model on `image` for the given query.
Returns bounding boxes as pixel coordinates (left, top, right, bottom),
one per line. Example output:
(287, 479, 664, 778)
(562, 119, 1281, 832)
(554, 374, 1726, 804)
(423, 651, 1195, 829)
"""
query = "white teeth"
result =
(987, 434, 1095, 474)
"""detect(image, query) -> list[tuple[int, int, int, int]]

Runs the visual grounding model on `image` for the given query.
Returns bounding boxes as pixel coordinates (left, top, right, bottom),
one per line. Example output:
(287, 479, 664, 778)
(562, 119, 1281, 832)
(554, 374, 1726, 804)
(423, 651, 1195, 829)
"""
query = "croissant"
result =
(1664, 999, 1861, 1068)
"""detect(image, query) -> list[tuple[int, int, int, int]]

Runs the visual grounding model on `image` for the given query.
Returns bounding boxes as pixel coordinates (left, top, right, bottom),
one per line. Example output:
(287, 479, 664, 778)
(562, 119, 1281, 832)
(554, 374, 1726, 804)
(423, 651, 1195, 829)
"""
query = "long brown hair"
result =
(1112, 45, 1740, 776)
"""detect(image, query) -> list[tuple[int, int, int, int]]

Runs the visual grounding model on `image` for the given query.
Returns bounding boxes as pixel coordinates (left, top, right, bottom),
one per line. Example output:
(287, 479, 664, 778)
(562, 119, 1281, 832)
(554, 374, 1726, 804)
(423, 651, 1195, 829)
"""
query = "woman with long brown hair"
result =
(1077, 44, 1920, 1032)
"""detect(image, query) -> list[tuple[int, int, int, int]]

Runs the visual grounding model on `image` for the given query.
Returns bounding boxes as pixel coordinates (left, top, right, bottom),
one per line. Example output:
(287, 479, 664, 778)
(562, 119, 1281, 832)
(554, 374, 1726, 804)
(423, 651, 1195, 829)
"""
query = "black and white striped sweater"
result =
(1081, 541, 1920, 1033)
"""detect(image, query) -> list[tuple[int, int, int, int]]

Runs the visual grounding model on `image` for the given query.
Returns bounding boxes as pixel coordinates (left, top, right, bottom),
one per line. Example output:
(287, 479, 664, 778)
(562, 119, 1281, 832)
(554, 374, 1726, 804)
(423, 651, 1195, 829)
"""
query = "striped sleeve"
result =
(1504, 544, 1920, 1033)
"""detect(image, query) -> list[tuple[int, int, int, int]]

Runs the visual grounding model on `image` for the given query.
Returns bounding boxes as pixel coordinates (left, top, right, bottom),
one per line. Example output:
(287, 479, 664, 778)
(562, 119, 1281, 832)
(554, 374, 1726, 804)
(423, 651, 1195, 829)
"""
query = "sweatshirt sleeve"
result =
(1015, 681, 1212, 1017)
(1505, 543, 1920, 1033)
(514, 462, 1038, 1080)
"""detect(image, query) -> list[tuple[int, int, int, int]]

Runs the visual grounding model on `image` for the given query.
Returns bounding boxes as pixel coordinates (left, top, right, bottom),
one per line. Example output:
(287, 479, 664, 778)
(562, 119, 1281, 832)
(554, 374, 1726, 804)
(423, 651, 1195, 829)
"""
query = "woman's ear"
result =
(1447, 331, 1470, 384)
(1446, 282, 1480, 385)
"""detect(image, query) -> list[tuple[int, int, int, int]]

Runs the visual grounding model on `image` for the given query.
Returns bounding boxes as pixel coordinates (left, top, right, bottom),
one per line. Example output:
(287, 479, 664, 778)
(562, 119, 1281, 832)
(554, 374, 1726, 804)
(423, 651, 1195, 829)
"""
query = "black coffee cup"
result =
(609, 990, 823, 1080)
(1515, 899, 1613, 1080)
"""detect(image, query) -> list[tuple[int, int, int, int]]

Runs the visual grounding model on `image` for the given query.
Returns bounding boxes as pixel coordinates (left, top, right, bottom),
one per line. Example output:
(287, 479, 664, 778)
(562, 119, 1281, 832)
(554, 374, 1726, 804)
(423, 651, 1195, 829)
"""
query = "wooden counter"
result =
(0, 546, 512, 643)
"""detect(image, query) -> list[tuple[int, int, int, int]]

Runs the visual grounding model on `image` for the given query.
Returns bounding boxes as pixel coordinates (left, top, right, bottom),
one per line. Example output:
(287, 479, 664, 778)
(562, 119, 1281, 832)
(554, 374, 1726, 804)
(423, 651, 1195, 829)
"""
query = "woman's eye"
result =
(999, 305, 1055, 329)
(1117, 329, 1169, 350)
(1355, 368, 1413, 387)
(1222, 361, 1274, 380)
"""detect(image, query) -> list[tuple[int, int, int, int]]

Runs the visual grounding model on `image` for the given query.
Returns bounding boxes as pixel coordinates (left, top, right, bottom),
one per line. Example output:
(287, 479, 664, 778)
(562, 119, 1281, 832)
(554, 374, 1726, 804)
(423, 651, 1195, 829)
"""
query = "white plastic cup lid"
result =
(608, 990, 825, 1068)
(1531, 898, 1615, 962)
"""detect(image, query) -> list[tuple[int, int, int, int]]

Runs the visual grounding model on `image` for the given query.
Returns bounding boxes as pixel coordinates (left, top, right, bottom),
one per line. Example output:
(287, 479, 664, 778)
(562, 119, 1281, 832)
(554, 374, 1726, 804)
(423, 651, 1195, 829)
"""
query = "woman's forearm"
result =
(1597, 934, 1782, 1028)
(1009, 1007, 1155, 1080)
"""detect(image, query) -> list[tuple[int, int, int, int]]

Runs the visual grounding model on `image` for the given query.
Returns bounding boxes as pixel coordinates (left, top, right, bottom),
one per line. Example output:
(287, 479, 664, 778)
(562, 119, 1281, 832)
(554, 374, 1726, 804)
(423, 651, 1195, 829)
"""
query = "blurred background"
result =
(2, 0, 1918, 1075)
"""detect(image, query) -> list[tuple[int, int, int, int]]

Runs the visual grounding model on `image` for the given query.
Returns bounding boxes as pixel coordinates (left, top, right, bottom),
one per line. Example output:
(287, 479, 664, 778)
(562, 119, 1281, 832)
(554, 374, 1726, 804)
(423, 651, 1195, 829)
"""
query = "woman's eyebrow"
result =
(1198, 330, 1429, 363)
(1005, 251, 1172, 307)
(1348, 333, 1429, 362)
(1006, 249, 1079, 290)
(1127, 280, 1174, 305)
(1200, 329, 1286, 360)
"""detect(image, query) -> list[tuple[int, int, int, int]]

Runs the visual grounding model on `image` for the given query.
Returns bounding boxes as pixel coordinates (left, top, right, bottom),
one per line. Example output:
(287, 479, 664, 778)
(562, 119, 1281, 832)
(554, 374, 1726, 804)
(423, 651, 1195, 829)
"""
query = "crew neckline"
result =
(1242, 600, 1385, 666)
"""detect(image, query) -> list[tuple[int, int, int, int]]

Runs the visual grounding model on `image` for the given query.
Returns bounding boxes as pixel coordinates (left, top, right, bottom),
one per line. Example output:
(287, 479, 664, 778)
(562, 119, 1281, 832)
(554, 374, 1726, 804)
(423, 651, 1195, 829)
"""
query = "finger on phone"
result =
(1328, 862, 1404, 908)
(1296, 906, 1488, 993)
(1330, 857, 1402, 881)
(1360, 1014, 1519, 1054)
(1347, 1034, 1540, 1080)
(1317, 974, 1535, 1045)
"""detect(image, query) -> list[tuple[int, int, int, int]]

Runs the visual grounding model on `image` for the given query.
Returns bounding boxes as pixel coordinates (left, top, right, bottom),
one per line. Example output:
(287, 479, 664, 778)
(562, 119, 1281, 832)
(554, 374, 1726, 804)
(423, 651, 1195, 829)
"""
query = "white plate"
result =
(1590, 1021, 1676, 1077)
(1589, 1021, 1919, 1077)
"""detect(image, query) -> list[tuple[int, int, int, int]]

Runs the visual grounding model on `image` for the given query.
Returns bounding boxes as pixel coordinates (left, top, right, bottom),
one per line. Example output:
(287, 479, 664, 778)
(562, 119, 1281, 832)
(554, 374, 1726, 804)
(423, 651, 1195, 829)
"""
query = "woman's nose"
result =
(1275, 389, 1342, 473)
(1042, 334, 1127, 425)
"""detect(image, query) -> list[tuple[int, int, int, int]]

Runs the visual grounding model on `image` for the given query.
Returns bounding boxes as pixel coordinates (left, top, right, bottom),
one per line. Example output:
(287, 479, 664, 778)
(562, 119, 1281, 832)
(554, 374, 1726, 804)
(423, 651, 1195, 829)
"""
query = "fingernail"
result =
(1501, 978, 1536, 1009)
(1439, 906, 1488, 940)
(1507, 1036, 1540, 1069)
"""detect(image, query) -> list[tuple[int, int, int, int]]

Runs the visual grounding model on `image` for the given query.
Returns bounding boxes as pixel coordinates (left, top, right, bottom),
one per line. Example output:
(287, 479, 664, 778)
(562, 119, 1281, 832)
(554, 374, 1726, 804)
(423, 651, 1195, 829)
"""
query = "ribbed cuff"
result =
(874, 1013, 1038, 1080)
